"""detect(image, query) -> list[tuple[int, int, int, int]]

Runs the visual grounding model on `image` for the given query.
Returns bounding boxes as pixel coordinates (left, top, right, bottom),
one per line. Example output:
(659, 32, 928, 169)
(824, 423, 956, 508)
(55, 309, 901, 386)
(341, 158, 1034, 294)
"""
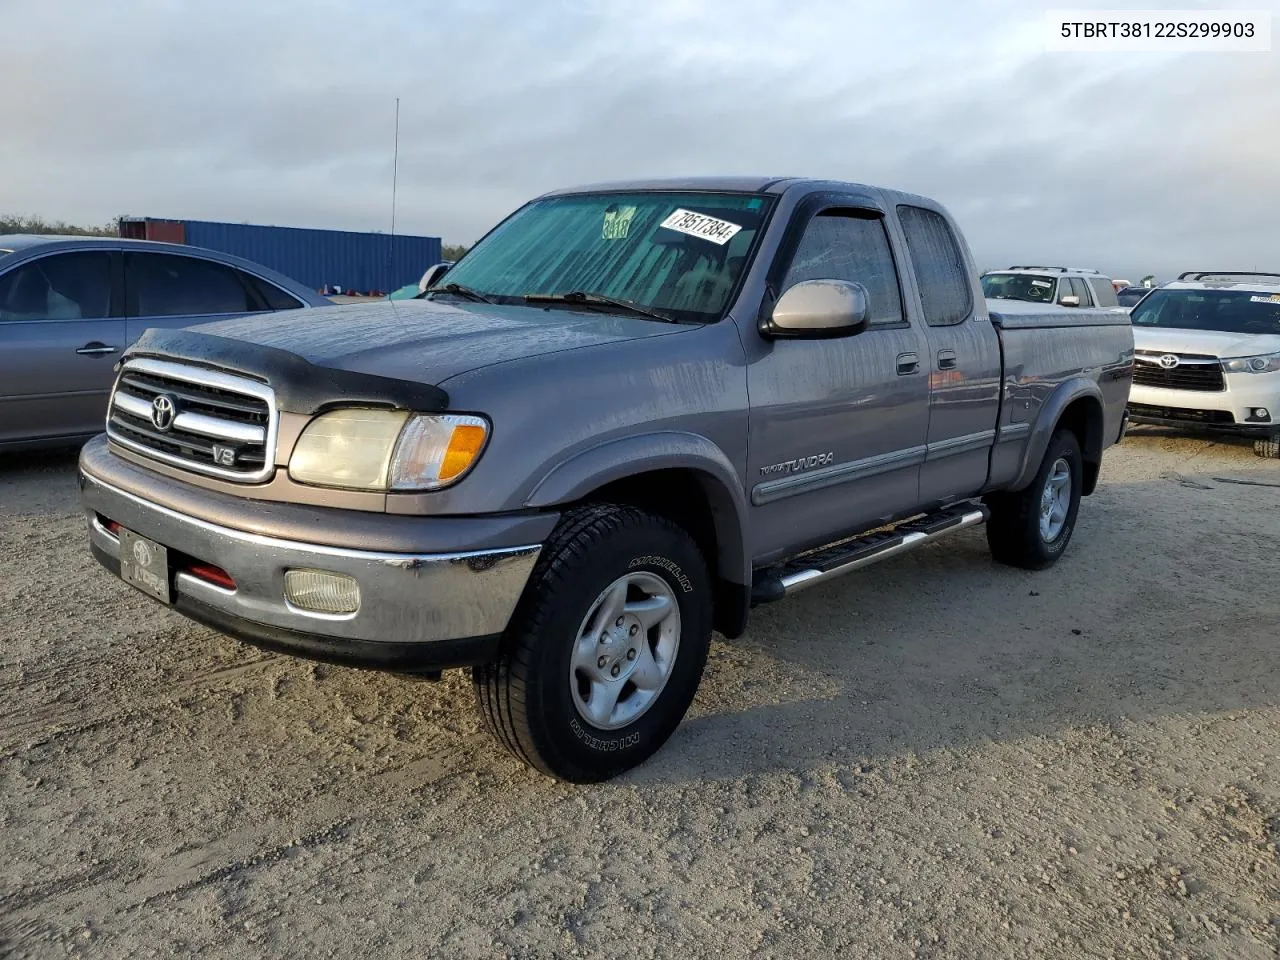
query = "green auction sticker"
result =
(602, 206, 638, 241)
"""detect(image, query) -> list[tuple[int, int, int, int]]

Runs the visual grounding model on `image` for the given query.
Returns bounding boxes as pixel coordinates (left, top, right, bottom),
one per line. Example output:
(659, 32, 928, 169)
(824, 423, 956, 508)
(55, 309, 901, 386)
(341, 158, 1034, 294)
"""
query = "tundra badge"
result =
(760, 452, 835, 476)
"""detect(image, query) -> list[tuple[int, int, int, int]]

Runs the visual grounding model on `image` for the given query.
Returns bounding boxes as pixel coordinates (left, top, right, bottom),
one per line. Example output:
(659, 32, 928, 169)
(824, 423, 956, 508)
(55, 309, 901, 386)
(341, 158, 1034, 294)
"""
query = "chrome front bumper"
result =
(81, 471, 541, 657)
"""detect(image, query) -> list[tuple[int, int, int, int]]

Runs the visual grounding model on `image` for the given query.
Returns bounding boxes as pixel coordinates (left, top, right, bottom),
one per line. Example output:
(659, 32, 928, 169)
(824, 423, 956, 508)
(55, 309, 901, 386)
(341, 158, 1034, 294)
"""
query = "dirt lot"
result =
(1, 432, 1278, 959)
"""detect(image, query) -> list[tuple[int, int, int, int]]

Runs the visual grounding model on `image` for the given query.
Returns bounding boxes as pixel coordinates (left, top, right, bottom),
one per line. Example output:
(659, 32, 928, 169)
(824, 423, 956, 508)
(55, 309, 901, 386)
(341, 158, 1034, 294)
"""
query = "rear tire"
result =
(1254, 434, 1280, 459)
(986, 429, 1083, 570)
(473, 504, 712, 782)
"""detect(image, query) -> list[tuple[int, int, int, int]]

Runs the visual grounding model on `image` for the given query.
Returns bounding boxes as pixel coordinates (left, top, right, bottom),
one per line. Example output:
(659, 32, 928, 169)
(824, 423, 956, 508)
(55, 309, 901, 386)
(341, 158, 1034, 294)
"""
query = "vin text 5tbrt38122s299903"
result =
(79, 177, 1133, 781)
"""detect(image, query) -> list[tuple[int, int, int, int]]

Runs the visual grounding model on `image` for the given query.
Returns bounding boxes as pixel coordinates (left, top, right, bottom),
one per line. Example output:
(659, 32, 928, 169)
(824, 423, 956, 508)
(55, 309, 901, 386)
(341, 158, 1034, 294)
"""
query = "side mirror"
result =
(1058, 294, 1081, 307)
(763, 279, 871, 339)
(418, 261, 454, 293)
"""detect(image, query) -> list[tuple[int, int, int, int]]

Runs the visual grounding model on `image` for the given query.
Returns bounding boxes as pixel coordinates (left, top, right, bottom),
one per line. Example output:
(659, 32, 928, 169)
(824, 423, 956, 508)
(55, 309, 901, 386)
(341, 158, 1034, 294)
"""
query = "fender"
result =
(524, 431, 751, 589)
(1010, 377, 1104, 492)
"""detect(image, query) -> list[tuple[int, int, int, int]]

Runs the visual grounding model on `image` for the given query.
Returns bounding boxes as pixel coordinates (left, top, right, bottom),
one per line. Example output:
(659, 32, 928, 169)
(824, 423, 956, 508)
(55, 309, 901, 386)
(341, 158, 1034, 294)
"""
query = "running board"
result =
(751, 503, 989, 603)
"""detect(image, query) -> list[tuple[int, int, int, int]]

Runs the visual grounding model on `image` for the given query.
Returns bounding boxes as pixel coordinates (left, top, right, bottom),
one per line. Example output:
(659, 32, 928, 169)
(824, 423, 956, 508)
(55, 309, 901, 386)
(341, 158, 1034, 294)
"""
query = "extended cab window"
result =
(1089, 277, 1119, 306)
(127, 253, 257, 318)
(0, 252, 112, 322)
(781, 212, 904, 325)
(897, 205, 973, 326)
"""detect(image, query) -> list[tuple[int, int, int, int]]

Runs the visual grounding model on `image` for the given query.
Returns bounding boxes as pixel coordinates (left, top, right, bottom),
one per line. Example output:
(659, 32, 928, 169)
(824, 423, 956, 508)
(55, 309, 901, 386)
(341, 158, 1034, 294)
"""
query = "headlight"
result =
(289, 409, 488, 491)
(1222, 352, 1280, 374)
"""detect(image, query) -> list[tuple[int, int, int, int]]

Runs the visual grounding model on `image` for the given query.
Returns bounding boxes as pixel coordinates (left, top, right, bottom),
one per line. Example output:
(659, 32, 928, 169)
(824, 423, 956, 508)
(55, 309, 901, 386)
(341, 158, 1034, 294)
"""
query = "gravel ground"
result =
(2, 431, 1278, 959)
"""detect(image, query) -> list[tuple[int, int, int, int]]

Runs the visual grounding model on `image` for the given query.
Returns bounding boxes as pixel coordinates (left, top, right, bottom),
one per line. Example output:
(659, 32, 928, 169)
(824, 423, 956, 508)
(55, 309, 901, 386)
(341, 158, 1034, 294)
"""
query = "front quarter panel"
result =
(385, 318, 751, 537)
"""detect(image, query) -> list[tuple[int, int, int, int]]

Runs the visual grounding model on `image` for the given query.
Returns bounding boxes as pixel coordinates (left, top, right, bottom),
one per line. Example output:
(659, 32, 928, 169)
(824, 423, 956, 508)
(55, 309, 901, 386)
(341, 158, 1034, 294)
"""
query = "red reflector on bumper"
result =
(186, 563, 236, 591)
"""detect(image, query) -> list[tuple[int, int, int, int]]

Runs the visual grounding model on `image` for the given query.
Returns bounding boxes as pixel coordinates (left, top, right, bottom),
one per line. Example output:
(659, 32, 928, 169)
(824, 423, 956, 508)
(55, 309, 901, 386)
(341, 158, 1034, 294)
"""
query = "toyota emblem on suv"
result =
(1158, 354, 1180, 369)
(150, 394, 178, 431)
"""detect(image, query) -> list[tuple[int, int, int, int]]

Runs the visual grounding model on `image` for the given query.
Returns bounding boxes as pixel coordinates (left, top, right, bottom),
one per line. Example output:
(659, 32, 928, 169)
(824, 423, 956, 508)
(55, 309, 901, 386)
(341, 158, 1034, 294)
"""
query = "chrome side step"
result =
(751, 503, 989, 603)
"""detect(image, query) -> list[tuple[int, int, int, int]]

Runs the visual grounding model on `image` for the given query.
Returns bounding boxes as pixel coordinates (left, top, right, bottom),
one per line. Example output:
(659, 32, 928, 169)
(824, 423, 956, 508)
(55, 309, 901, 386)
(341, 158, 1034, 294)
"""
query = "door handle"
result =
(937, 349, 958, 370)
(896, 352, 919, 375)
(76, 342, 118, 356)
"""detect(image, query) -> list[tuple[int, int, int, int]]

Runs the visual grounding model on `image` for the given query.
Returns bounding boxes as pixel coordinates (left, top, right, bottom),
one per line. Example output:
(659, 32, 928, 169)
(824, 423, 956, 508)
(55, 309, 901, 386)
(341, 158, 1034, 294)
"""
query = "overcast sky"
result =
(2, 0, 1277, 280)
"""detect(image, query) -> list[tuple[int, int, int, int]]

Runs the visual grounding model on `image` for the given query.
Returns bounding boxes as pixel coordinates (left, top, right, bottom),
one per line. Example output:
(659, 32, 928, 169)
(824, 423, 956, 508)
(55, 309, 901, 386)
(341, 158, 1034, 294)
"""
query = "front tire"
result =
(986, 429, 1083, 570)
(473, 504, 712, 782)
(1254, 434, 1280, 459)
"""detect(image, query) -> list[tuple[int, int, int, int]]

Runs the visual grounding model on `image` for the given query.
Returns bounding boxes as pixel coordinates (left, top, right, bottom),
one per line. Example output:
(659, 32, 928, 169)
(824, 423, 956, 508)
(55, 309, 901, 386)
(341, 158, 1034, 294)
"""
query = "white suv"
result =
(981, 266, 1122, 310)
(1128, 272, 1280, 458)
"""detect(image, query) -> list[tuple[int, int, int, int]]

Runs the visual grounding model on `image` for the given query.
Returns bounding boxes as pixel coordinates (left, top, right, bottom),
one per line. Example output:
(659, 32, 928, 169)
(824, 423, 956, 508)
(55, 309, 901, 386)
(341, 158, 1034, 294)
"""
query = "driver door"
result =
(745, 196, 930, 564)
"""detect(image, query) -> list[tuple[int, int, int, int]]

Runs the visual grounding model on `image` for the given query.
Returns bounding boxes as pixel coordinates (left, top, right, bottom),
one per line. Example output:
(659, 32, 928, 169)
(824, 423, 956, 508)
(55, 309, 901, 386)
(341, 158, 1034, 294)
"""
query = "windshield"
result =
(981, 272, 1058, 304)
(1130, 288, 1280, 335)
(437, 191, 774, 323)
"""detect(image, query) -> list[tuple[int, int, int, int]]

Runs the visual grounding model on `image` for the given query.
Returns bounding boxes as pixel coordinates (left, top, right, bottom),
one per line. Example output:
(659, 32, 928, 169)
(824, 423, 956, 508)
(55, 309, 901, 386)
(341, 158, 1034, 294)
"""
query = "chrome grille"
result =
(106, 358, 277, 482)
(1132, 352, 1225, 392)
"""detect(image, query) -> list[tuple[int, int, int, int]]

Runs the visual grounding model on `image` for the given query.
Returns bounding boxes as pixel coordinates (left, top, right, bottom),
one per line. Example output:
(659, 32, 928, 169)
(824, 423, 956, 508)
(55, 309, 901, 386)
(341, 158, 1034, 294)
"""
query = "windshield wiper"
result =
(523, 291, 677, 324)
(426, 282, 494, 304)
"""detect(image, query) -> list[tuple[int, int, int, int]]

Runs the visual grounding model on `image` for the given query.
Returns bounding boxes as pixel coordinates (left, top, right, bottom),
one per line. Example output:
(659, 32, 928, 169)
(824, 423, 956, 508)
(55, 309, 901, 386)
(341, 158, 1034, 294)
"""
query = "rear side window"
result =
(127, 253, 256, 318)
(897, 205, 973, 326)
(0, 252, 112, 322)
(781, 212, 904, 326)
(1089, 277, 1119, 306)
(243, 272, 304, 310)
(1069, 277, 1094, 306)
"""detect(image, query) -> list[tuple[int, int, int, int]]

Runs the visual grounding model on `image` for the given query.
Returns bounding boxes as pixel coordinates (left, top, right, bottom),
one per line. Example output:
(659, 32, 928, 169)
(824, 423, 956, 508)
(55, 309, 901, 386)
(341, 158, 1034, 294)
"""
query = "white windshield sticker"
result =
(1030, 279, 1052, 288)
(601, 205, 637, 241)
(659, 208, 742, 245)
(1249, 294, 1280, 303)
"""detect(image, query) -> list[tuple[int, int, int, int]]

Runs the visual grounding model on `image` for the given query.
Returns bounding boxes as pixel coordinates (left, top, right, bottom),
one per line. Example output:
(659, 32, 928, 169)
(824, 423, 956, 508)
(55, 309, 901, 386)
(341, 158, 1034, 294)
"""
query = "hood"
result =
(194, 298, 688, 385)
(1132, 326, 1280, 359)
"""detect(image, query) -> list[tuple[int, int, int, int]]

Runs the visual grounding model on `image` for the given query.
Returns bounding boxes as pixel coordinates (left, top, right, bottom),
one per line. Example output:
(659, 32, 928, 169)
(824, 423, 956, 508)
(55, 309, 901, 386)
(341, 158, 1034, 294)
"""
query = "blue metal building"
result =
(119, 218, 442, 294)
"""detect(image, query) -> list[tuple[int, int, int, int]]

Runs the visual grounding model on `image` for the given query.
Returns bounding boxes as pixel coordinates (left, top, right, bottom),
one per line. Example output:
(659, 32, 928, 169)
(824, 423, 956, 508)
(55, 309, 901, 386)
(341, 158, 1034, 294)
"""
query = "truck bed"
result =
(986, 300, 1133, 330)
(986, 301, 1134, 493)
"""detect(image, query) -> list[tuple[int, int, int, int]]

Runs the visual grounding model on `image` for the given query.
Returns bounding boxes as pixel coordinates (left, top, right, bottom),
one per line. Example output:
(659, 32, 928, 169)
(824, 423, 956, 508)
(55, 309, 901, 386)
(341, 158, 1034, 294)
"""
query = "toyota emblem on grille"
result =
(1158, 354, 1180, 369)
(150, 394, 178, 431)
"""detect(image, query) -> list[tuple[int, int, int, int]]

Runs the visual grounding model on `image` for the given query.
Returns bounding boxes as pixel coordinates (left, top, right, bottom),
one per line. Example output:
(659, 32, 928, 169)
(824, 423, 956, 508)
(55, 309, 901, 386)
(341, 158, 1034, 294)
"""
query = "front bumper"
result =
(1129, 376, 1280, 437)
(80, 441, 552, 673)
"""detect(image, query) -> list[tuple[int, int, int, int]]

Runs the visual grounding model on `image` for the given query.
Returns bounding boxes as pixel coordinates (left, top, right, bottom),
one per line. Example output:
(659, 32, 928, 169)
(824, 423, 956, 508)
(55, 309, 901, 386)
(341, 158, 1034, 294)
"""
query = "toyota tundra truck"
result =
(79, 177, 1133, 781)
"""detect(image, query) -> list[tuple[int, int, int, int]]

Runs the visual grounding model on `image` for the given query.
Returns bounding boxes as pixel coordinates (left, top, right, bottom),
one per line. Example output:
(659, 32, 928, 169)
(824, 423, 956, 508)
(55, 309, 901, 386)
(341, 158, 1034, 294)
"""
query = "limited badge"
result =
(658, 208, 743, 246)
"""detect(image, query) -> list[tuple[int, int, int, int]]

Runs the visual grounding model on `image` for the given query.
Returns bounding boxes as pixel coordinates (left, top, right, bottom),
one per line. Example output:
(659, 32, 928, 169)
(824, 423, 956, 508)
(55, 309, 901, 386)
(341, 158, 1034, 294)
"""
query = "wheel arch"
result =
(1012, 379, 1106, 495)
(524, 433, 751, 638)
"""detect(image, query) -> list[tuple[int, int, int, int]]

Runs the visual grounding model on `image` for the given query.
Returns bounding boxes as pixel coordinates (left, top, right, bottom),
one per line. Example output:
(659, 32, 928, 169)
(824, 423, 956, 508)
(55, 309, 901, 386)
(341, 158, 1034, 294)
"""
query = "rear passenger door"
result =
(745, 196, 930, 563)
(0, 250, 124, 444)
(124, 252, 301, 341)
(895, 205, 1002, 504)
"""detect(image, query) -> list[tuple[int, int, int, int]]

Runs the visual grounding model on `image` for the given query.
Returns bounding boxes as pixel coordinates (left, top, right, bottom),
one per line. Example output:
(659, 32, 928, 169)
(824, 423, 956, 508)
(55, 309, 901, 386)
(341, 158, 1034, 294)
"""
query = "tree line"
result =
(0, 215, 116, 237)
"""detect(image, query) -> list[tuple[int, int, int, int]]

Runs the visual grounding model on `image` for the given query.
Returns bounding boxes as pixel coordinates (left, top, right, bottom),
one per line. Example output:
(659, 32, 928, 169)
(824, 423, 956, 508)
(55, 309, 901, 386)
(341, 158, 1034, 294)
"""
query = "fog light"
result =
(284, 569, 360, 614)
(1254, 408, 1271, 421)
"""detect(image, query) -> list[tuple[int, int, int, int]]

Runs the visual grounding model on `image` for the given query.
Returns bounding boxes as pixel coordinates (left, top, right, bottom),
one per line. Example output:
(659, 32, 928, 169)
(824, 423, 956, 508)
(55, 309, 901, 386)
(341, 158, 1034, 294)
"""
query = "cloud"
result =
(1, 0, 1276, 279)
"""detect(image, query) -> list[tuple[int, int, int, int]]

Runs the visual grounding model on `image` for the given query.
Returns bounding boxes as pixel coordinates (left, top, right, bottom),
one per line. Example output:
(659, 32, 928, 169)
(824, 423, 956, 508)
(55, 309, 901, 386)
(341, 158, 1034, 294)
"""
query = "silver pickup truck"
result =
(79, 177, 1133, 781)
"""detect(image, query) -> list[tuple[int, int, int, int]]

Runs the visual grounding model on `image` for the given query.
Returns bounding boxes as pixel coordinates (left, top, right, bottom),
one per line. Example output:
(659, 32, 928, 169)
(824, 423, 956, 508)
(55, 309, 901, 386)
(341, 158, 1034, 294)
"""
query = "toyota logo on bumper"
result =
(1158, 354, 1180, 369)
(150, 394, 178, 431)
